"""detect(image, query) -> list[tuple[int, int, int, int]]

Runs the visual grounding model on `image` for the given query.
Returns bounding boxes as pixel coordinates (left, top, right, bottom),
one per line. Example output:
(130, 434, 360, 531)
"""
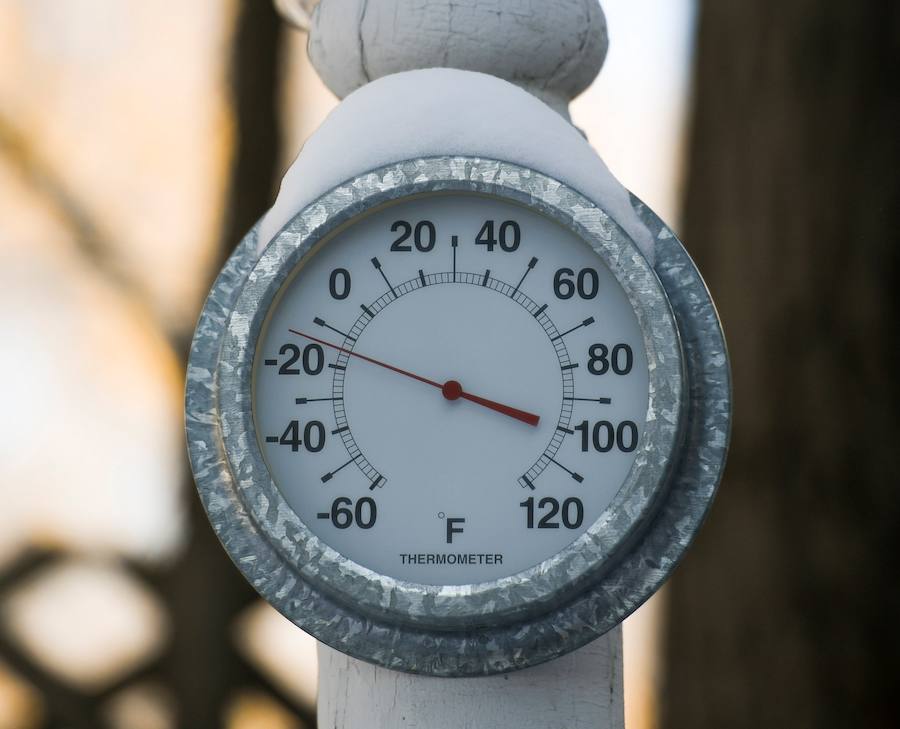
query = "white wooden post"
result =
(275, 2, 622, 726)
(318, 630, 624, 729)
(304, 0, 607, 121)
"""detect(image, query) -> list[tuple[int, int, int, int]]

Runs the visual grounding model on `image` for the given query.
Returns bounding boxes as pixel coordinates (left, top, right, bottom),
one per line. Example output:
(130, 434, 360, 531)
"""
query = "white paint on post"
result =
(308, 0, 608, 118)
(273, 1, 628, 726)
(317, 627, 624, 729)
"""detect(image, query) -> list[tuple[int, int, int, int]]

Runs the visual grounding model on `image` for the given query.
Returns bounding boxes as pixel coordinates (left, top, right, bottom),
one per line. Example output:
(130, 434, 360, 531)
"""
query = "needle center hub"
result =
(442, 380, 463, 401)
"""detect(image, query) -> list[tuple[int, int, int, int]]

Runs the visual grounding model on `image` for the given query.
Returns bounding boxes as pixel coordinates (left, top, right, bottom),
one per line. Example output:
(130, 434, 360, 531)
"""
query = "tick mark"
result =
(296, 396, 340, 405)
(314, 317, 356, 342)
(557, 425, 575, 435)
(482, 269, 491, 286)
(552, 317, 596, 341)
(371, 257, 397, 297)
(564, 396, 613, 405)
(548, 456, 584, 483)
(328, 363, 346, 371)
(512, 258, 538, 296)
(452, 236, 458, 281)
(331, 425, 349, 435)
(521, 475, 536, 491)
(370, 475, 384, 491)
(360, 303, 374, 317)
(533, 303, 548, 318)
(321, 455, 358, 483)
(561, 363, 579, 371)
(418, 269, 427, 287)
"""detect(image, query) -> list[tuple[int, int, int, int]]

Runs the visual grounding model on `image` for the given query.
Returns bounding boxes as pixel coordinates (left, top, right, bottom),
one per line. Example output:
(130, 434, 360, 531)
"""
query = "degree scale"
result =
(186, 156, 730, 676)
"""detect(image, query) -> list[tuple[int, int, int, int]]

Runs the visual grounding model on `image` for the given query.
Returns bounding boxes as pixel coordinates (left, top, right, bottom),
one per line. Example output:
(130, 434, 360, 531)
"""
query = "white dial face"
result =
(254, 193, 649, 585)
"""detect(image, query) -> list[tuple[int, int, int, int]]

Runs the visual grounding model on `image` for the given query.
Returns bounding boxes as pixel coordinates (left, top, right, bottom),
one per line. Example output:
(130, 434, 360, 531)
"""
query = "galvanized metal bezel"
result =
(186, 156, 731, 675)
(217, 158, 682, 628)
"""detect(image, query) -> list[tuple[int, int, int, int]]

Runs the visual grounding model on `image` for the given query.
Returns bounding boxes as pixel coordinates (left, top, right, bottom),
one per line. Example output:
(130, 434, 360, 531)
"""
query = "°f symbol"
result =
(446, 517, 466, 544)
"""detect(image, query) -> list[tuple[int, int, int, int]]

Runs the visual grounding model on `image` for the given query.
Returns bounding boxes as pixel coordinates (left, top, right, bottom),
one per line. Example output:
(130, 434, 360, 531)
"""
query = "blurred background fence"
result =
(0, 1, 896, 728)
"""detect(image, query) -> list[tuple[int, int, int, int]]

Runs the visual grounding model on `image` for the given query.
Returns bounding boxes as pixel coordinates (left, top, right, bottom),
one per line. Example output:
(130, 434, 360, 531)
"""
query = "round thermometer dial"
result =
(254, 193, 650, 584)
(189, 157, 729, 676)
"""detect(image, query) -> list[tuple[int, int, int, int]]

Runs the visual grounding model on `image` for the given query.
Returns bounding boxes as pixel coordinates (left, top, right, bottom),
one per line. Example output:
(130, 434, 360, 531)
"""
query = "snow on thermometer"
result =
(186, 71, 730, 677)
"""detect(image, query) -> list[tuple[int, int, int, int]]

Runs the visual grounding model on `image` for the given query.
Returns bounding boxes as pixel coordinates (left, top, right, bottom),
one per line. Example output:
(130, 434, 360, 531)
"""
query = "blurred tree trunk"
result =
(161, 2, 292, 728)
(663, 2, 899, 728)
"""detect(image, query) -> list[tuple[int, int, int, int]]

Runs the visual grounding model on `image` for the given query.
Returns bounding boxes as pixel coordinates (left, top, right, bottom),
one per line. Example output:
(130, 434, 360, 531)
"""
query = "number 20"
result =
(390, 220, 436, 252)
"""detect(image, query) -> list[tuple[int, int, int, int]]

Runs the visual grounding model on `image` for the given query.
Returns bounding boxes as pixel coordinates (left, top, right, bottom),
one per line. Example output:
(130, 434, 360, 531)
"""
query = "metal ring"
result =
(218, 158, 683, 627)
(186, 157, 730, 675)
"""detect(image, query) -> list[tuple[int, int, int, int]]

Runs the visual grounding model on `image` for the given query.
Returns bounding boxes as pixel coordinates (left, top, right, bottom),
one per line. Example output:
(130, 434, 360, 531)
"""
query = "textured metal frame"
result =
(186, 156, 731, 676)
(218, 158, 683, 629)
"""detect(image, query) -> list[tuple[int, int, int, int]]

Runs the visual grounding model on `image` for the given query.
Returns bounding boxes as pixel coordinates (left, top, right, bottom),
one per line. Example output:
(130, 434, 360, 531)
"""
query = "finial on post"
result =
(278, 0, 608, 119)
(273, 0, 318, 30)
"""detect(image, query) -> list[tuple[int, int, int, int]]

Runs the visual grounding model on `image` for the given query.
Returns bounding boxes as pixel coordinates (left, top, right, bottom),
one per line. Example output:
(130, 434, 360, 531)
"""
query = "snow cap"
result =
(258, 68, 653, 261)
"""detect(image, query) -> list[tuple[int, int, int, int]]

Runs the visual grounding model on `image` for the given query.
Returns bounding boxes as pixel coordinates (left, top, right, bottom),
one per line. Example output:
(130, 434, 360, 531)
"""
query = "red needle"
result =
(287, 328, 540, 427)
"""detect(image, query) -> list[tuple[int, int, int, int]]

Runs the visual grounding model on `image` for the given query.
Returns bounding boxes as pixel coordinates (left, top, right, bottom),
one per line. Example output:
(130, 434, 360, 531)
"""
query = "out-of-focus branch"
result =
(0, 114, 162, 333)
(216, 0, 286, 271)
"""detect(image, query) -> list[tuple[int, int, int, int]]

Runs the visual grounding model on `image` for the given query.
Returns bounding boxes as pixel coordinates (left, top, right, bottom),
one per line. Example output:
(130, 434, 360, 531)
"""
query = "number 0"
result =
(329, 268, 351, 299)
